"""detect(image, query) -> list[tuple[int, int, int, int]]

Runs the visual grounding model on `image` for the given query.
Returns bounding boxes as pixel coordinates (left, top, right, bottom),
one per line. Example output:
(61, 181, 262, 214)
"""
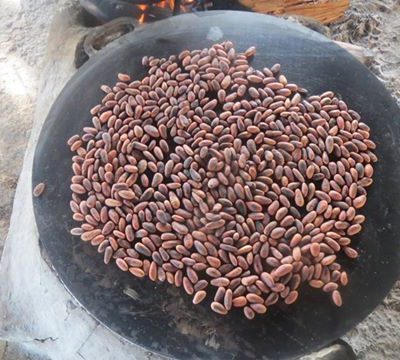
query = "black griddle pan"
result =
(32, 11, 400, 360)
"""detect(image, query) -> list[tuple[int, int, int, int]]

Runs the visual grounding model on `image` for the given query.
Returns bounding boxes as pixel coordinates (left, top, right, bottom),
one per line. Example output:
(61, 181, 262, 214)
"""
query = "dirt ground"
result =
(0, 0, 399, 359)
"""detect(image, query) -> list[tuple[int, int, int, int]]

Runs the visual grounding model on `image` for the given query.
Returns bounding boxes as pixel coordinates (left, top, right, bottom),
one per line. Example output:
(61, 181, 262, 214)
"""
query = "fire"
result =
(136, 0, 202, 24)
(137, 4, 148, 24)
(158, 0, 169, 8)
(138, 13, 146, 24)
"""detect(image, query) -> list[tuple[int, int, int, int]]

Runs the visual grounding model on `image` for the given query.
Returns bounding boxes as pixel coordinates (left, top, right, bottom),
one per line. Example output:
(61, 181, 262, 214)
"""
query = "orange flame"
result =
(138, 13, 146, 24)
(157, 1, 168, 8)
(137, 0, 193, 24)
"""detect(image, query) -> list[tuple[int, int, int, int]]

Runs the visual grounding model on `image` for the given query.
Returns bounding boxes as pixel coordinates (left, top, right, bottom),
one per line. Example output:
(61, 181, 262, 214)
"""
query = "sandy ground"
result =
(0, 1, 73, 358)
(330, 0, 400, 105)
(0, 0, 399, 359)
(0, 0, 72, 255)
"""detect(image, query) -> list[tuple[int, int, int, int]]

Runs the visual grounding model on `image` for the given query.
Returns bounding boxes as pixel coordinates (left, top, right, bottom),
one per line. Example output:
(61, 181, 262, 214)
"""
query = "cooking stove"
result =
(37, 3, 365, 359)
(79, 0, 241, 24)
(3, 1, 391, 359)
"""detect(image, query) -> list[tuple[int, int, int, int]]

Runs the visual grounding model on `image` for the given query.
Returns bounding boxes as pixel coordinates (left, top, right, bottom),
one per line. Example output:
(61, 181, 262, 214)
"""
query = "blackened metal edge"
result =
(32, 10, 400, 360)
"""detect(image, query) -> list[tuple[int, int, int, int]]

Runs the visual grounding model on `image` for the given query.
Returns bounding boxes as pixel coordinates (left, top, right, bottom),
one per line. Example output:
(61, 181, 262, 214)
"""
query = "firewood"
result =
(239, 0, 350, 24)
